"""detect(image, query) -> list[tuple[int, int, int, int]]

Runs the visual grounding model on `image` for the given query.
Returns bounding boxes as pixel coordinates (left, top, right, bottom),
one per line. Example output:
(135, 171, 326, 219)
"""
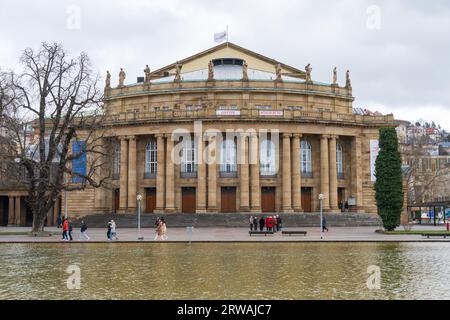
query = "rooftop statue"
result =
(242, 60, 249, 81)
(345, 70, 352, 88)
(118, 68, 126, 87)
(105, 70, 111, 89)
(208, 60, 214, 81)
(174, 63, 182, 82)
(332, 67, 337, 85)
(275, 63, 282, 81)
(305, 64, 312, 83)
(144, 65, 151, 83)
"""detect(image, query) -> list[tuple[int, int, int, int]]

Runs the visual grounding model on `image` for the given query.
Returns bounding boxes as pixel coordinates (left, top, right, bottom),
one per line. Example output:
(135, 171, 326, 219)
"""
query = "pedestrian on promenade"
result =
(107, 220, 112, 240)
(57, 215, 62, 228)
(272, 215, 277, 232)
(110, 220, 118, 240)
(249, 216, 254, 231)
(253, 216, 258, 231)
(154, 217, 161, 240)
(160, 217, 168, 240)
(62, 218, 69, 240)
(259, 216, 265, 231)
(68, 219, 73, 241)
(265, 216, 272, 232)
(322, 217, 329, 232)
(277, 215, 282, 231)
(79, 220, 90, 241)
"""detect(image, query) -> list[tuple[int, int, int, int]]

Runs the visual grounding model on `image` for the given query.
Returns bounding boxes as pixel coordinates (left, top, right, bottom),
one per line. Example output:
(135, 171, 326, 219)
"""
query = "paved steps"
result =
(71, 212, 382, 228)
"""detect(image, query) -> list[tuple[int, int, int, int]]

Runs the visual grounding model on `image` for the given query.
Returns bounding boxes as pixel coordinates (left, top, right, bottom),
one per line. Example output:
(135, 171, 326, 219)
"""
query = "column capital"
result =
(154, 133, 165, 139)
(127, 135, 136, 141)
(249, 131, 258, 137)
(330, 135, 338, 140)
(118, 136, 128, 141)
(293, 133, 303, 139)
(282, 133, 292, 138)
(321, 134, 331, 140)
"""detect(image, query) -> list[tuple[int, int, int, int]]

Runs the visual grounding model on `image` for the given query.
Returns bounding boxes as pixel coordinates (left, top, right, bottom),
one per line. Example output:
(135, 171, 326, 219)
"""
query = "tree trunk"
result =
(31, 211, 46, 233)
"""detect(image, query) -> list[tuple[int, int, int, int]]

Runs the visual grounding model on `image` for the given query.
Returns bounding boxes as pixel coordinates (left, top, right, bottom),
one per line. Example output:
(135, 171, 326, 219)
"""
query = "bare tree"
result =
(0, 43, 113, 233)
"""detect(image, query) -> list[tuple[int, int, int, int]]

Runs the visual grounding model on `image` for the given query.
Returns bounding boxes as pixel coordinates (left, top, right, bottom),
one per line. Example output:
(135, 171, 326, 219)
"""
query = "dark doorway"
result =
(301, 187, 312, 212)
(145, 188, 157, 213)
(113, 189, 120, 213)
(221, 187, 237, 213)
(338, 188, 345, 212)
(25, 199, 33, 226)
(0, 197, 8, 226)
(182, 187, 196, 213)
(261, 187, 276, 213)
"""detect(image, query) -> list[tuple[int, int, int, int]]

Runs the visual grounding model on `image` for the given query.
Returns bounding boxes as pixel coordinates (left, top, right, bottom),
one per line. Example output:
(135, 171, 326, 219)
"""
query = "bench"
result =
(249, 231, 274, 236)
(422, 234, 449, 239)
(282, 231, 307, 236)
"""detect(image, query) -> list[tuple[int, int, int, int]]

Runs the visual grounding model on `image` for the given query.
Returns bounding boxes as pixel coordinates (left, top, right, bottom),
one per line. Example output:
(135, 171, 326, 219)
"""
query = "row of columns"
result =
(118, 133, 363, 213)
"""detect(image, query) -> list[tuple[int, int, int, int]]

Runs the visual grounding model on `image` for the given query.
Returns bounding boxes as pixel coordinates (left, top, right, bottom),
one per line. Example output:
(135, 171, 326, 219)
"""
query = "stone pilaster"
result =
(320, 135, 331, 211)
(165, 134, 176, 213)
(351, 135, 364, 212)
(196, 133, 207, 213)
(15, 196, 21, 226)
(8, 196, 14, 225)
(329, 135, 339, 211)
(119, 137, 128, 211)
(292, 134, 303, 212)
(282, 133, 294, 213)
(250, 132, 261, 212)
(127, 136, 137, 210)
(239, 133, 250, 212)
(155, 134, 165, 213)
(207, 133, 218, 212)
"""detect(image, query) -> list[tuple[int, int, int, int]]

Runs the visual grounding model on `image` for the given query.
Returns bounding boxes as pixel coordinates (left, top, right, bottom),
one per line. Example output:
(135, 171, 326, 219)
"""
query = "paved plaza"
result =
(0, 225, 449, 243)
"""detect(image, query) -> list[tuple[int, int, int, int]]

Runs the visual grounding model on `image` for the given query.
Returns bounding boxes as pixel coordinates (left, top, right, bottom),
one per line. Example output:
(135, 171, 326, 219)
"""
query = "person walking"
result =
(57, 215, 62, 229)
(110, 220, 118, 240)
(79, 220, 90, 241)
(106, 220, 112, 240)
(160, 217, 168, 240)
(277, 215, 282, 231)
(265, 216, 272, 232)
(322, 217, 329, 232)
(272, 215, 277, 232)
(249, 216, 254, 231)
(259, 216, 265, 231)
(68, 219, 73, 241)
(154, 217, 161, 240)
(62, 218, 69, 240)
(253, 216, 258, 231)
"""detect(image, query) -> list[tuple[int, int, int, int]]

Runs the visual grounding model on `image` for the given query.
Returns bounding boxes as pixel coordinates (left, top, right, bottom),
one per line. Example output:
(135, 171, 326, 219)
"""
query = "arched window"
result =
(181, 138, 197, 175)
(260, 139, 277, 176)
(113, 142, 120, 179)
(220, 139, 237, 174)
(336, 142, 344, 178)
(145, 139, 157, 178)
(300, 140, 312, 177)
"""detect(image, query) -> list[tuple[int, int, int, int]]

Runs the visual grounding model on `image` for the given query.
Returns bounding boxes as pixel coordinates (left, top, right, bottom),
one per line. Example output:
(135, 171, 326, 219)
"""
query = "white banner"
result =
(259, 110, 283, 116)
(370, 140, 379, 182)
(216, 110, 240, 116)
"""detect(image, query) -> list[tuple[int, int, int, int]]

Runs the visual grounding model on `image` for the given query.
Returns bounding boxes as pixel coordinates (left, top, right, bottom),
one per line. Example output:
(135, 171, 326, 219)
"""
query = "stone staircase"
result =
(71, 212, 382, 228)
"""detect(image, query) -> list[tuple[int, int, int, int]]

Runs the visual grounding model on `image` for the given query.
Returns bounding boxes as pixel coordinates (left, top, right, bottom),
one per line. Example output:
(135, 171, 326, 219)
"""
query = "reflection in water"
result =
(0, 243, 449, 300)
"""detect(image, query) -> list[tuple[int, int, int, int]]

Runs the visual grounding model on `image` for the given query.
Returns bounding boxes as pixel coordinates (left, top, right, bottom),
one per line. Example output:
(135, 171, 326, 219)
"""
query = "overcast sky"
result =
(1, 0, 449, 129)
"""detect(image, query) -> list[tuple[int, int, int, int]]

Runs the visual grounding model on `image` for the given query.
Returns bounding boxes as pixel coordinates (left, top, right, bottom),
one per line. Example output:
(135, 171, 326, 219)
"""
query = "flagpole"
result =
(226, 25, 229, 45)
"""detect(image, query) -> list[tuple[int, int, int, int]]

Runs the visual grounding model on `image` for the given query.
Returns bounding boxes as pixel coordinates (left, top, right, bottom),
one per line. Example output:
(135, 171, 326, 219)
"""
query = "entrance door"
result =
(221, 187, 237, 213)
(182, 187, 196, 213)
(113, 189, 120, 213)
(301, 187, 312, 212)
(261, 187, 276, 213)
(338, 188, 345, 212)
(145, 188, 157, 213)
(0, 197, 8, 226)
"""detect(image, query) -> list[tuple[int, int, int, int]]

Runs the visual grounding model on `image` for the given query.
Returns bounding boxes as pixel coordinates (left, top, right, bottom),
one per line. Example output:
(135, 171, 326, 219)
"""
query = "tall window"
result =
(336, 142, 344, 178)
(181, 139, 197, 174)
(260, 139, 277, 176)
(72, 140, 86, 183)
(301, 140, 312, 177)
(145, 139, 157, 177)
(220, 139, 237, 173)
(113, 142, 120, 179)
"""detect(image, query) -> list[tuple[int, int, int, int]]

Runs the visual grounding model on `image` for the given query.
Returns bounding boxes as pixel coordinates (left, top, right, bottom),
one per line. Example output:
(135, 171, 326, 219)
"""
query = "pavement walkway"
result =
(0, 225, 449, 242)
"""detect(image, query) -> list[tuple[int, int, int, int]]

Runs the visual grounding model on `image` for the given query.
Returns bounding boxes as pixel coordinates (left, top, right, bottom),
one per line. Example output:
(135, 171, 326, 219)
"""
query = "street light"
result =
(137, 193, 144, 241)
(319, 193, 324, 240)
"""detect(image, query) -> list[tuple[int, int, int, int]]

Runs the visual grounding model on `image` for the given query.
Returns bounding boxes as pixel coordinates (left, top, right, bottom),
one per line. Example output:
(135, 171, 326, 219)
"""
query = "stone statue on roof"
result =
(275, 63, 282, 81)
(208, 60, 214, 81)
(105, 70, 111, 89)
(242, 60, 249, 81)
(305, 64, 312, 83)
(332, 67, 337, 85)
(118, 68, 126, 87)
(174, 62, 182, 82)
(345, 70, 352, 88)
(144, 65, 151, 83)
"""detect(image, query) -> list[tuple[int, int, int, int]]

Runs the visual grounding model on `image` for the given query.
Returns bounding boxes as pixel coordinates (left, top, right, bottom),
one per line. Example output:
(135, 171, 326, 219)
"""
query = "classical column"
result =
(239, 133, 250, 211)
(196, 133, 207, 213)
(207, 133, 218, 212)
(351, 135, 363, 211)
(119, 137, 128, 211)
(282, 133, 293, 213)
(15, 196, 21, 226)
(127, 136, 137, 210)
(320, 135, 331, 211)
(329, 135, 339, 211)
(165, 133, 176, 212)
(8, 196, 15, 225)
(250, 132, 261, 212)
(155, 134, 165, 213)
(292, 134, 303, 212)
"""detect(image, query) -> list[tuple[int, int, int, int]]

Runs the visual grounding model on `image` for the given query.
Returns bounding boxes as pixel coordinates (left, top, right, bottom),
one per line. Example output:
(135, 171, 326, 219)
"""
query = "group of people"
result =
(154, 217, 168, 240)
(249, 215, 283, 232)
(106, 219, 118, 240)
(60, 217, 90, 241)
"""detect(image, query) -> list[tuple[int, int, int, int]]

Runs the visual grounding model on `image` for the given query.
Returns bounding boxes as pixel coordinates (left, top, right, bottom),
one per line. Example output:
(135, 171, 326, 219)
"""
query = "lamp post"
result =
(319, 193, 324, 240)
(137, 193, 144, 241)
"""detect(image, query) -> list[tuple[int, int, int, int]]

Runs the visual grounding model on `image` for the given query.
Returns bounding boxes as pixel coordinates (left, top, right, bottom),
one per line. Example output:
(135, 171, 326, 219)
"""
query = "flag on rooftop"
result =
(214, 30, 227, 43)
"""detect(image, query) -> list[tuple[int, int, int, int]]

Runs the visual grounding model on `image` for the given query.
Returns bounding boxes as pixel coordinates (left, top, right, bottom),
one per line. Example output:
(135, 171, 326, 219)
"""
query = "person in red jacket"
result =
(265, 216, 272, 232)
(62, 218, 69, 241)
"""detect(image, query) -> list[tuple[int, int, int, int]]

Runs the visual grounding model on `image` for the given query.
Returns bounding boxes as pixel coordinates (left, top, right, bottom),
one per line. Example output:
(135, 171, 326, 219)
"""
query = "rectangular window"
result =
(72, 141, 86, 183)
